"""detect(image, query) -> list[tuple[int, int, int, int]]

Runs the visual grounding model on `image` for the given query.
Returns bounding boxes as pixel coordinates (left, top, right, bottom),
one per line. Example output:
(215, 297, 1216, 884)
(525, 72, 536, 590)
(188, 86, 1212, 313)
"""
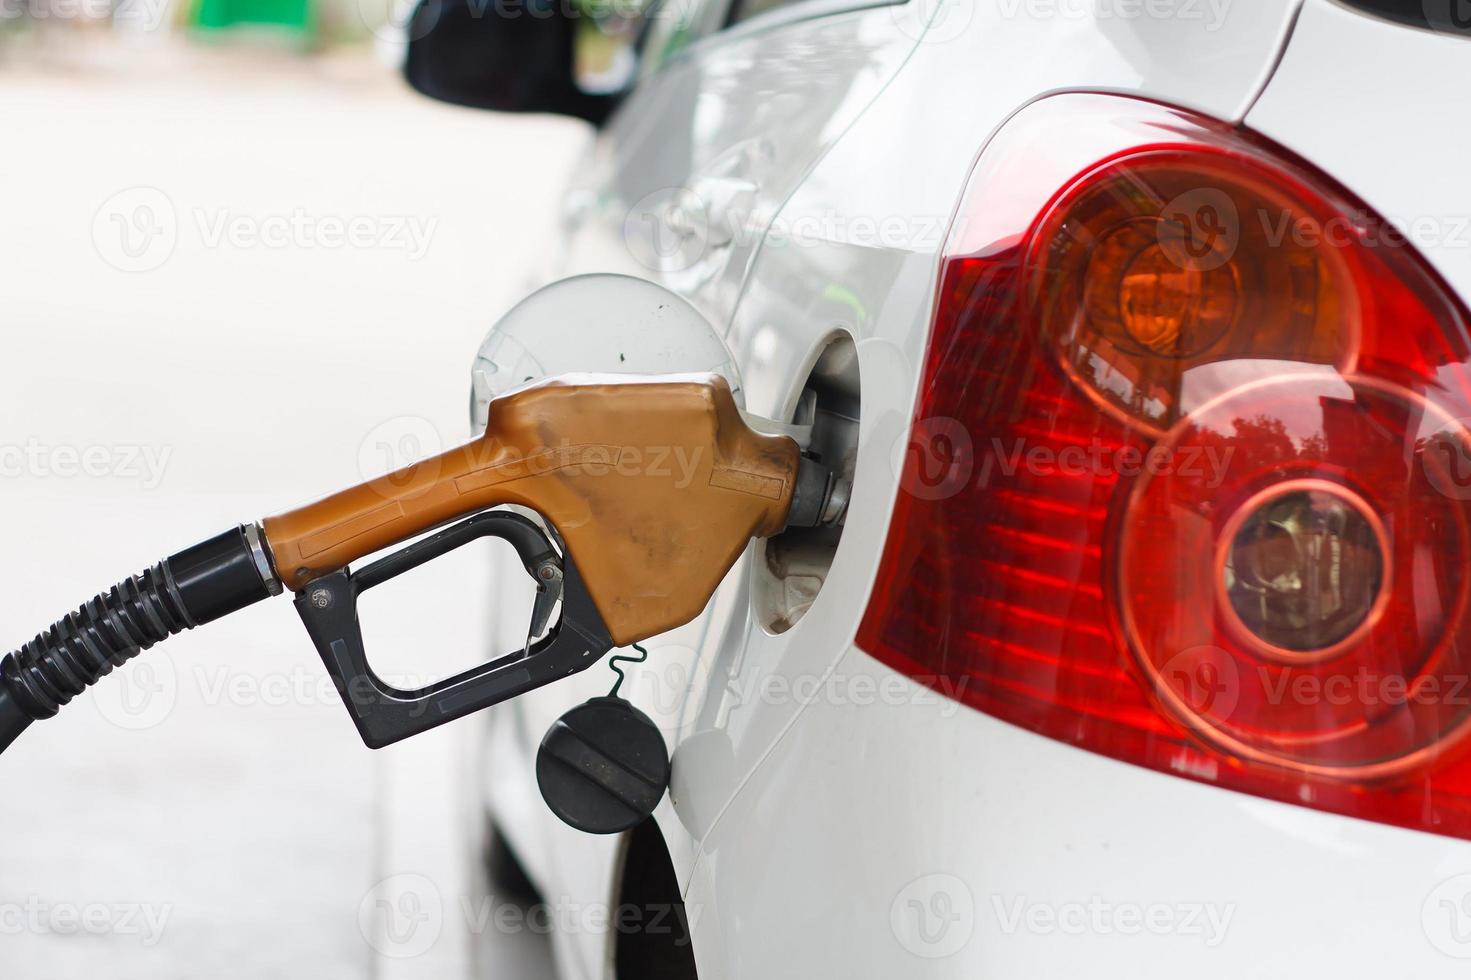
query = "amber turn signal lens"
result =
(1034, 150, 1351, 435)
(1083, 218, 1241, 358)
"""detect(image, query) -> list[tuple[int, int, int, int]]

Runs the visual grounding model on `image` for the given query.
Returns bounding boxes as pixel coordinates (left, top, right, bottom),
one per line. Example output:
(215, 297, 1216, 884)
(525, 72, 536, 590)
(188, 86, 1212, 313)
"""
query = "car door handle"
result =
(668, 176, 759, 250)
(561, 188, 598, 232)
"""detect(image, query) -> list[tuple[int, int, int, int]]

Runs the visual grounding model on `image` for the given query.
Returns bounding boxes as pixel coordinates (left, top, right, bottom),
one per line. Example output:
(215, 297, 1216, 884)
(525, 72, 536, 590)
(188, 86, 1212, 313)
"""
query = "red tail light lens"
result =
(857, 94, 1471, 839)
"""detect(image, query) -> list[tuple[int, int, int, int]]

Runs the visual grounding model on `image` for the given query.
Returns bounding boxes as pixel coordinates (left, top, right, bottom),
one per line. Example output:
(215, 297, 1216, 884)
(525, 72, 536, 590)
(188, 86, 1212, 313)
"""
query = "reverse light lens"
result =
(857, 95, 1471, 840)
(1221, 484, 1386, 655)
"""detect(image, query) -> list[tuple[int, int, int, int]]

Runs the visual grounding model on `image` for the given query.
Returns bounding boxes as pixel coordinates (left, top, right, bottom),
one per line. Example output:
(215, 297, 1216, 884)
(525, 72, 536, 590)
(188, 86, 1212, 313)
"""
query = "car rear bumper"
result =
(687, 645, 1471, 978)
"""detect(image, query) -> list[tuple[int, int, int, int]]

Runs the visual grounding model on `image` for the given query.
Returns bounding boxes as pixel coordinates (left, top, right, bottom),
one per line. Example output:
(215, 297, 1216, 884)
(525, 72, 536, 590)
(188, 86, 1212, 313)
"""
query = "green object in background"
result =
(190, 0, 314, 34)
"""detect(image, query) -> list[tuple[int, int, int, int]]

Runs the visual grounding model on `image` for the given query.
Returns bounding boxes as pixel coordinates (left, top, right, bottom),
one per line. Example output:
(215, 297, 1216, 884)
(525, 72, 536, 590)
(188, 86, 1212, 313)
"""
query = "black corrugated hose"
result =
(0, 526, 279, 755)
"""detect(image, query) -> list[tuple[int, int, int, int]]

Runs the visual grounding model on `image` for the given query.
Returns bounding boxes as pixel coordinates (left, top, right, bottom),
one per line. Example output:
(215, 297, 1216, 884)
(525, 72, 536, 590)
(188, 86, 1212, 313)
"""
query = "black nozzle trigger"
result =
(293, 510, 614, 749)
(527, 558, 563, 649)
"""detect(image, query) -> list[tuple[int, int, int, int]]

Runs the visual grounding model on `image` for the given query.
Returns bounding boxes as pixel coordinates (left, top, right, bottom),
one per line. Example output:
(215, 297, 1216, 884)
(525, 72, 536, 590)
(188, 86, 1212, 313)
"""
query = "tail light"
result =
(857, 94, 1471, 840)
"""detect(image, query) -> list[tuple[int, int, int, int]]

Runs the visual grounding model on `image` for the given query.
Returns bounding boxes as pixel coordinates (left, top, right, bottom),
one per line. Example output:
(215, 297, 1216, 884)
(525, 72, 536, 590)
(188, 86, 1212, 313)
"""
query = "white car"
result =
(408, 0, 1471, 976)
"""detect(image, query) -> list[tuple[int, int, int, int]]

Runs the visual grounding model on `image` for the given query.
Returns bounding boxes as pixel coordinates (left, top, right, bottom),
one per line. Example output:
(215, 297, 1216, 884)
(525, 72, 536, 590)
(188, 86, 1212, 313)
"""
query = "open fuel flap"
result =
(462, 274, 850, 832)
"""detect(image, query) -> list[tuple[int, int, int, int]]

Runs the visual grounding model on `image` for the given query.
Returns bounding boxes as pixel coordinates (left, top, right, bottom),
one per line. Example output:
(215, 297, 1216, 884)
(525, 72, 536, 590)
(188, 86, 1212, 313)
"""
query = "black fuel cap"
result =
(536, 697, 671, 835)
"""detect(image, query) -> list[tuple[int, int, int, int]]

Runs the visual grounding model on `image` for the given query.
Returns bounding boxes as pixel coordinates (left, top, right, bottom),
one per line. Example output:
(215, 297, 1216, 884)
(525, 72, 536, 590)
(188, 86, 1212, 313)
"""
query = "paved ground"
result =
(0, 35, 585, 978)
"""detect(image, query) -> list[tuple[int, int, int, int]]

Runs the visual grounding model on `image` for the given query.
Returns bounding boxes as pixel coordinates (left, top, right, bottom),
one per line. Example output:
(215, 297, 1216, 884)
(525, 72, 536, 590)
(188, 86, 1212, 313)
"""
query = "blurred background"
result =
(0, 8, 602, 976)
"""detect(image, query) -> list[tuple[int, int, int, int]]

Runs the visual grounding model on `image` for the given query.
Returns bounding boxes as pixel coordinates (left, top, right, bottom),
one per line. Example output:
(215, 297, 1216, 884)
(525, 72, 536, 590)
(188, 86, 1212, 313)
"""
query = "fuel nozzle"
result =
(0, 373, 813, 758)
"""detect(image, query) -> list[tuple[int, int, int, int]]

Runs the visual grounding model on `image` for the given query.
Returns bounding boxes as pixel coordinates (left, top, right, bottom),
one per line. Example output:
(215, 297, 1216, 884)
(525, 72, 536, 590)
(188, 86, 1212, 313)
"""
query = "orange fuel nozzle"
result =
(0, 372, 818, 757)
(262, 373, 802, 648)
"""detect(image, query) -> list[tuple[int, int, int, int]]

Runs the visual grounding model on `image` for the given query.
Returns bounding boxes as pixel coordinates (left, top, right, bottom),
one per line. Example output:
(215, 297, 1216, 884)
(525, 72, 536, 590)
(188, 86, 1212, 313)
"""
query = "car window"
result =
(725, 0, 807, 25)
(637, 0, 733, 74)
(1339, 0, 1471, 35)
(575, 0, 659, 93)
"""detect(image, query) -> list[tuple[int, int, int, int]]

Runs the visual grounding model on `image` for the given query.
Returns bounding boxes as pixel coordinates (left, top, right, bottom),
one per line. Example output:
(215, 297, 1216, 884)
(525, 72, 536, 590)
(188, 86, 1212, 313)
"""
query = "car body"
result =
(461, 1, 1471, 976)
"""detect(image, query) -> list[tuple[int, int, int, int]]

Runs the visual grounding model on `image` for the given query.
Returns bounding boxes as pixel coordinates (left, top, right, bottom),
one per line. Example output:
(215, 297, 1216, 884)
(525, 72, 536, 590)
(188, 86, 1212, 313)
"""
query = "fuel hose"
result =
(0, 525, 280, 753)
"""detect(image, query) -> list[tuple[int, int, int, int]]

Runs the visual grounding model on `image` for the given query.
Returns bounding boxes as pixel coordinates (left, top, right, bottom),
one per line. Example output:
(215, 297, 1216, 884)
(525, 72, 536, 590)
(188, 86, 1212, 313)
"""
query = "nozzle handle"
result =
(263, 375, 799, 647)
(293, 511, 614, 749)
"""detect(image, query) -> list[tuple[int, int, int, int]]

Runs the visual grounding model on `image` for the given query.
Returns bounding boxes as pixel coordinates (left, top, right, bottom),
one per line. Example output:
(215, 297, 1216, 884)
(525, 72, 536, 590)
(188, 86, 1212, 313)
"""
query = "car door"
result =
(482, 0, 931, 973)
(547, 0, 932, 328)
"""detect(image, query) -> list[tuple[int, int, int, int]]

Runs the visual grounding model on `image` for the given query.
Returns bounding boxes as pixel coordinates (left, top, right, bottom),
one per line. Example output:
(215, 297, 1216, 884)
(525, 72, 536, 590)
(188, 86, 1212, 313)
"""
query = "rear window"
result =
(1342, 0, 1471, 35)
(726, 0, 810, 26)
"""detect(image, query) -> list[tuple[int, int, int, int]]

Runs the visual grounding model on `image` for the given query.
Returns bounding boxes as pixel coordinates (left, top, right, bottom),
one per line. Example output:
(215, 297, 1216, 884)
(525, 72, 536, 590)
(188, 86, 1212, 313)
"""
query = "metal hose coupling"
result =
(0, 524, 281, 753)
(784, 457, 850, 529)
